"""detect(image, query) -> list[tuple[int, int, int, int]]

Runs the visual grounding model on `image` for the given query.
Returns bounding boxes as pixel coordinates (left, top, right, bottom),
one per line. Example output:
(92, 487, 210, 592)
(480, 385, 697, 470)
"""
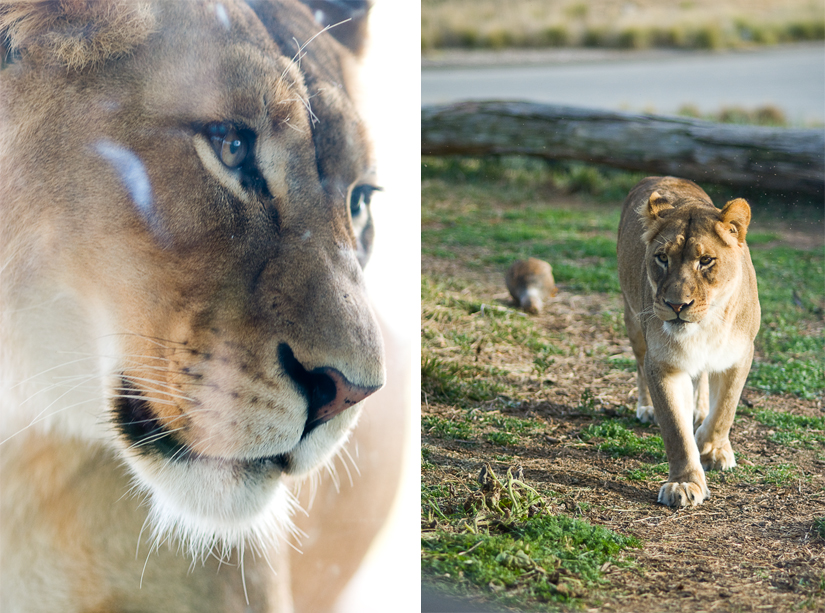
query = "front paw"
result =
(636, 404, 656, 424)
(658, 480, 709, 507)
(698, 440, 736, 471)
(695, 426, 736, 471)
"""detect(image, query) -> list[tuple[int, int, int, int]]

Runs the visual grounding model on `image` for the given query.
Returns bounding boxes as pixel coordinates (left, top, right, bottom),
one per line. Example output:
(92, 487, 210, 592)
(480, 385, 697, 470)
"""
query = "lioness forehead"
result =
(654, 205, 728, 250)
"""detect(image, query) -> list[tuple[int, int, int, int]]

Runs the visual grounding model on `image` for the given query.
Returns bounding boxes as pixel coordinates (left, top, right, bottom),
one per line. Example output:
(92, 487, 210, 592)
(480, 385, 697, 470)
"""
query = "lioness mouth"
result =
(113, 379, 191, 460)
(113, 379, 291, 471)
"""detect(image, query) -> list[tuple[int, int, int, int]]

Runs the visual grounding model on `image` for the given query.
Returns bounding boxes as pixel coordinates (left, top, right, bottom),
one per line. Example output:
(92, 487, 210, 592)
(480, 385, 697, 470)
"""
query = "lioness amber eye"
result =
(207, 123, 250, 169)
(656, 253, 668, 264)
(700, 256, 713, 266)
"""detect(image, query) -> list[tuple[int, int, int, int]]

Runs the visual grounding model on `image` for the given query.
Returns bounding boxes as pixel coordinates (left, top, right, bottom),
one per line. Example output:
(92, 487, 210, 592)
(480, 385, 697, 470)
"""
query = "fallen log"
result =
(421, 101, 825, 194)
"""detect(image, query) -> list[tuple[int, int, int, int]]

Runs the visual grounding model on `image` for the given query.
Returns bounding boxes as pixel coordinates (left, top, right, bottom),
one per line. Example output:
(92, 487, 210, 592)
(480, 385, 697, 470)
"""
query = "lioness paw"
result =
(695, 427, 737, 471)
(636, 404, 656, 424)
(658, 481, 708, 507)
(699, 443, 736, 471)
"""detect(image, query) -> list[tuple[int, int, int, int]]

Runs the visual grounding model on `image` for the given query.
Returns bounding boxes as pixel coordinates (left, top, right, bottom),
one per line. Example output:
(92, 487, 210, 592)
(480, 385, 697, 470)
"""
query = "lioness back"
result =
(0, 0, 397, 611)
(617, 176, 759, 508)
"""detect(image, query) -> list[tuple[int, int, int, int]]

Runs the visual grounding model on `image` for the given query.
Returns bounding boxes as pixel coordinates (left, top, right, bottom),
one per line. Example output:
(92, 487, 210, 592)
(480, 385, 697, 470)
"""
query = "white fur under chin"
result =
(661, 320, 701, 338)
(130, 459, 297, 565)
(126, 412, 360, 566)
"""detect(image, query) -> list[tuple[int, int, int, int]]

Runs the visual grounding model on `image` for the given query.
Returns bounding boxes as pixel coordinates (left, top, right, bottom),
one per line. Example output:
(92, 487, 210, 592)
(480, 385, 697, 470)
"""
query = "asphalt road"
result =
(421, 44, 825, 125)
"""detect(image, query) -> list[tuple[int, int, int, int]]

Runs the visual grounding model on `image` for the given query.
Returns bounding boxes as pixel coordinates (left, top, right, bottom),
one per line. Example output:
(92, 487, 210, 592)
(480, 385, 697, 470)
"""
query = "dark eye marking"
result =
(202, 122, 270, 196)
(350, 184, 381, 217)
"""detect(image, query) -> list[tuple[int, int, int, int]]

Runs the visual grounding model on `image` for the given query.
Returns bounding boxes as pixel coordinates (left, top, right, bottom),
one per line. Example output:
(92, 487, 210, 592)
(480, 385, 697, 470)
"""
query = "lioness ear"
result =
(298, 0, 372, 56)
(638, 191, 674, 243)
(0, 0, 154, 70)
(644, 191, 674, 219)
(718, 198, 751, 245)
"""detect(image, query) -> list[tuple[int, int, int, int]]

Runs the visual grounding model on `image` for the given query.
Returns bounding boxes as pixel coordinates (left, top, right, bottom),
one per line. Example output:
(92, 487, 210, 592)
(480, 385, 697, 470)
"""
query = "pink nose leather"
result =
(312, 368, 382, 424)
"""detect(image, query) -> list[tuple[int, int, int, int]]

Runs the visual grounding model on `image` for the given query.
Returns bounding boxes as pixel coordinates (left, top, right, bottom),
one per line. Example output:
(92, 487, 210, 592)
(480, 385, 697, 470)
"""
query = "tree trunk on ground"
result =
(421, 101, 825, 194)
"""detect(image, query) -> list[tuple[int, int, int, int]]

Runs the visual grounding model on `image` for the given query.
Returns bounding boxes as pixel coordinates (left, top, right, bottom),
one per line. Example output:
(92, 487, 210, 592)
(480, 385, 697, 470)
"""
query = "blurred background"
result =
(334, 1, 421, 611)
(423, 0, 824, 124)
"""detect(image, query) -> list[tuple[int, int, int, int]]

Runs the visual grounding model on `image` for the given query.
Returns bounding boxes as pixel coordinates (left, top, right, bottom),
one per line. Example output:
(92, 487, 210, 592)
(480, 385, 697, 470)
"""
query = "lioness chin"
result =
(617, 177, 760, 508)
(0, 0, 400, 610)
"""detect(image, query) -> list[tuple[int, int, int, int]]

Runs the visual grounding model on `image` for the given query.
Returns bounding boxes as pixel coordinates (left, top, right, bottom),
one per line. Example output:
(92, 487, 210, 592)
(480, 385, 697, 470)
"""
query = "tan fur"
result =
(617, 177, 760, 508)
(505, 257, 557, 314)
(0, 1, 401, 611)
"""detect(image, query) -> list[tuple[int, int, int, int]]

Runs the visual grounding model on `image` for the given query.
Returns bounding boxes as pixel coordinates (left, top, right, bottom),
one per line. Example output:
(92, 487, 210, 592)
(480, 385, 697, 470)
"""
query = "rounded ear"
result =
(638, 191, 674, 244)
(719, 198, 751, 245)
(643, 191, 674, 220)
(0, 0, 154, 70)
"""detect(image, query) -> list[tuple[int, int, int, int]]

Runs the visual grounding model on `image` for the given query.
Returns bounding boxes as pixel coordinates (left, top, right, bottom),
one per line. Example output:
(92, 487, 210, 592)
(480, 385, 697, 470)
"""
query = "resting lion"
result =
(0, 1, 405, 611)
(617, 177, 760, 508)
(505, 257, 557, 315)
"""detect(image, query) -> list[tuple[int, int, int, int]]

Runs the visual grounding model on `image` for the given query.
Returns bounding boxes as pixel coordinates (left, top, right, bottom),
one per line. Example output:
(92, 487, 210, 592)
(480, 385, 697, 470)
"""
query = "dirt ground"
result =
(421, 218, 825, 612)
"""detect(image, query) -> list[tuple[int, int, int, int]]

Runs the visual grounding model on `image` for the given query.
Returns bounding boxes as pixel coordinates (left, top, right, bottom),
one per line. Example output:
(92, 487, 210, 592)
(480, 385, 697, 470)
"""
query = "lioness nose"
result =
(665, 300, 693, 314)
(278, 344, 382, 431)
(309, 367, 381, 424)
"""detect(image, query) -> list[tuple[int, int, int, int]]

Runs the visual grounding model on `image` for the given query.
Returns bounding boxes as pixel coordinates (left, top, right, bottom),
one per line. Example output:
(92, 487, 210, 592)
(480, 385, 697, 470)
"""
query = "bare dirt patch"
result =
(422, 261, 825, 612)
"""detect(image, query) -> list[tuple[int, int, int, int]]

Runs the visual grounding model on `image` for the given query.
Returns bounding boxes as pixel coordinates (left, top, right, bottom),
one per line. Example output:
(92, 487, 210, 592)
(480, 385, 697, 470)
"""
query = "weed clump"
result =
(422, 465, 639, 607)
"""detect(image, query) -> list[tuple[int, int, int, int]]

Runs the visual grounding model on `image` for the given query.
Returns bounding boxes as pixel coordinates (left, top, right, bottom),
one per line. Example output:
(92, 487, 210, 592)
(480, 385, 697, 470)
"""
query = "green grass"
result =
(717, 463, 808, 486)
(815, 518, 825, 540)
(423, 516, 639, 607)
(749, 409, 825, 449)
(625, 464, 668, 481)
(581, 420, 666, 462)
(423, 415, 475, 441)
(484, 415, 541, 447)
(422, 355, 509, 404)
(747, 247, 824, 399)
(606, 356, 637, 372)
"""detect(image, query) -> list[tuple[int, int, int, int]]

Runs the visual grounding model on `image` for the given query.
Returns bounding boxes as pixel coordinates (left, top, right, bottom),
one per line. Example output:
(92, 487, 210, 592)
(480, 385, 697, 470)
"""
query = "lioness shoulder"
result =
(617, 176, 760, 507)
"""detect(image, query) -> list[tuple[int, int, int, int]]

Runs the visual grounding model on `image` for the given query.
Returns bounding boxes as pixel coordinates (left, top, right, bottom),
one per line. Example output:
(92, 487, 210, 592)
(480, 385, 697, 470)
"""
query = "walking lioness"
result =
(0, 0, 404, 610)
(617, 177, 760, 508)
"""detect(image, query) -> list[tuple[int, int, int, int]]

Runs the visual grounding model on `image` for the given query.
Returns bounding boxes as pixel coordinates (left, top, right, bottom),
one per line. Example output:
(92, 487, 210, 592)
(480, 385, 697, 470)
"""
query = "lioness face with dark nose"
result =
(0, 0, 384, 558)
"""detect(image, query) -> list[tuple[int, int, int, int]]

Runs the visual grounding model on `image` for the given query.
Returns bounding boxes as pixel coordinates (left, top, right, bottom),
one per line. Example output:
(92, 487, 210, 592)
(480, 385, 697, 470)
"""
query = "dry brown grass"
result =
(422, 0, 825, 50)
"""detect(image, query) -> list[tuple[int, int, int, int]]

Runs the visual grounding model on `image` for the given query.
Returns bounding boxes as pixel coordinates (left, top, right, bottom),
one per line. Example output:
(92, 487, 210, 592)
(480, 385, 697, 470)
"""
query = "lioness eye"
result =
(350, 185, 381, 217)
(207, 123, 250, 169)
(699, 256, 713, 266)
(656, 253, 668, 265)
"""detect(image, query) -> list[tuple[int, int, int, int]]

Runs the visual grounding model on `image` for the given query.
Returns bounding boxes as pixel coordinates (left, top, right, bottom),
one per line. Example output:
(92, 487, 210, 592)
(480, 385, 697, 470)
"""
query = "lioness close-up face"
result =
(0, 0, 417, 610)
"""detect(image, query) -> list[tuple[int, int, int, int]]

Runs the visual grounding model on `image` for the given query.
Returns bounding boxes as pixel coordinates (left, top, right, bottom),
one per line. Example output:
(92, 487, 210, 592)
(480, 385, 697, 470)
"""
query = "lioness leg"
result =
(646, 364, 709, 507)
(692, 372, 709, 431)
(623, 299, 655, 423)
(695, 349, 752, 471)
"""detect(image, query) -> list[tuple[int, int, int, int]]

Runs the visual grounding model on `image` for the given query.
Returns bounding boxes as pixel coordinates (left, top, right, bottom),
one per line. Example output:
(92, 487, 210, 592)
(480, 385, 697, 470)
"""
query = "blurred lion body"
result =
(505, 257, 557, 314)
